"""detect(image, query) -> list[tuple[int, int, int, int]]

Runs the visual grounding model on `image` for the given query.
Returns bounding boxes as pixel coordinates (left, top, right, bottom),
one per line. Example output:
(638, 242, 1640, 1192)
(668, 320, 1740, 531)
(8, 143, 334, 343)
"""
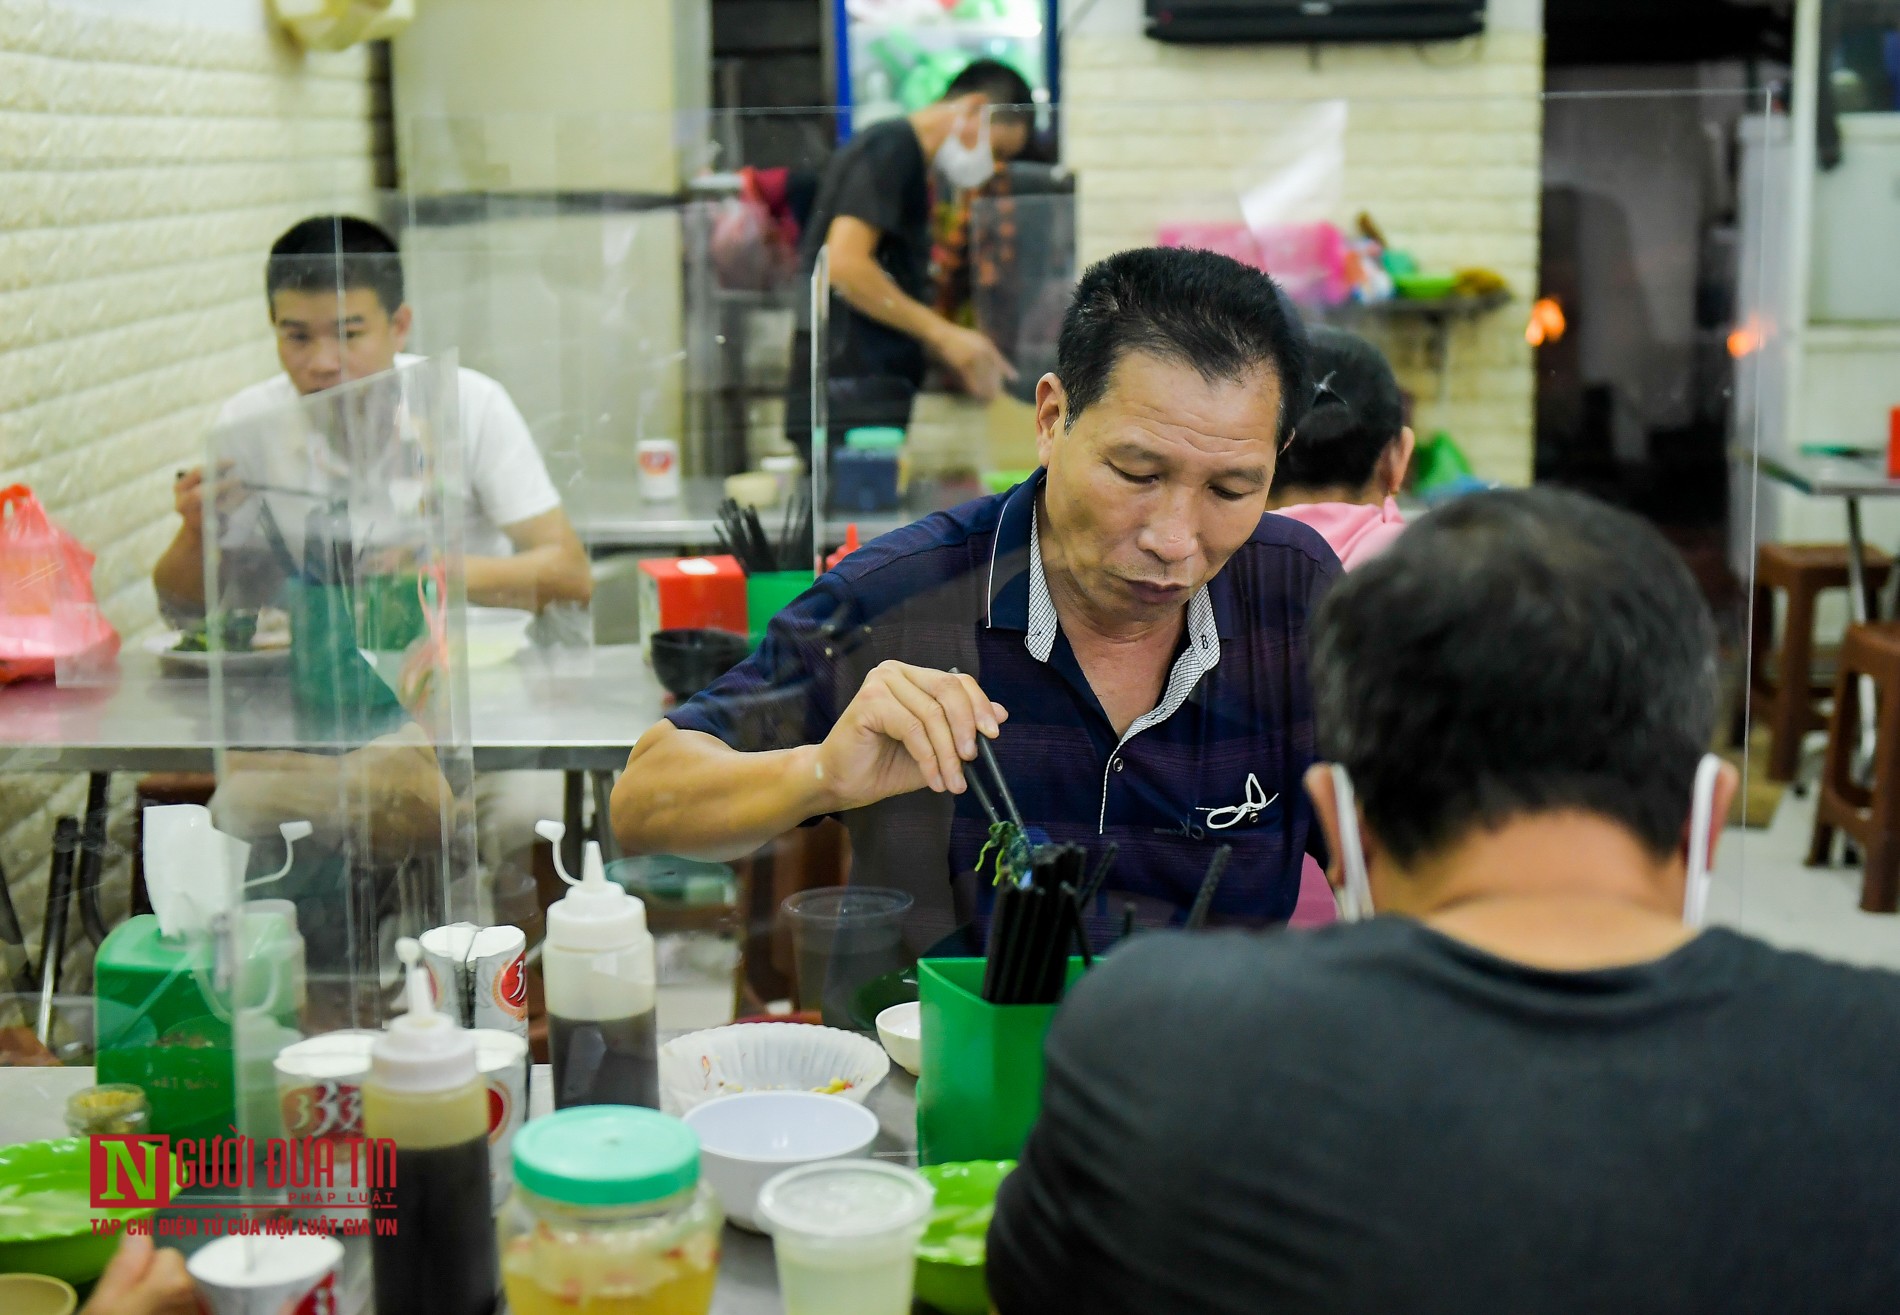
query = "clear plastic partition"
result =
(112, 351, 476, 1282)
(202, 345, 477, 951)
(379, 92, 1834, 1036)
(1721, 89, 1900, 965)
(396, 110, 856, 581)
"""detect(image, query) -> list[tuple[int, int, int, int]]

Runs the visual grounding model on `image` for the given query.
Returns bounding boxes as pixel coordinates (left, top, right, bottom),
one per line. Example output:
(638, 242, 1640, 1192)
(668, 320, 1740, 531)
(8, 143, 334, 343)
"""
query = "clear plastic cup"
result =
(757, 1160, 935, 1315)
(780, 887, 912, 1029)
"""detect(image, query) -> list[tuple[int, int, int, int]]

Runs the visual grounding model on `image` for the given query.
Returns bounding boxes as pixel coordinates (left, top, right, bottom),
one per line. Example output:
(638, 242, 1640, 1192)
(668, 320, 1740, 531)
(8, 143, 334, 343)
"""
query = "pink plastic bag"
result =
(0, 484, 120, 683)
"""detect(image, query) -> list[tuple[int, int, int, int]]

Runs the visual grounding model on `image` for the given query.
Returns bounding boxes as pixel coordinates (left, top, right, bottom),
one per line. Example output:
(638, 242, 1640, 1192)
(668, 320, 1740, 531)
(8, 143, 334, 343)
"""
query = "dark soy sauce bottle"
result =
(540, 829, 659, 1109)
(364, 938, 498, 1315)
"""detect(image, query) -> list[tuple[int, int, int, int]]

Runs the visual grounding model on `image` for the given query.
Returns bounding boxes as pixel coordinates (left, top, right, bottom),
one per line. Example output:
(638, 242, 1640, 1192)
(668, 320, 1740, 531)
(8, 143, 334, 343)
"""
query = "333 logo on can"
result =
(486, 1082, 513, 1143)
(493, 951, 527, 1020)
(291, 1271, 339, 1315)
(280, 1081, 364, 1141)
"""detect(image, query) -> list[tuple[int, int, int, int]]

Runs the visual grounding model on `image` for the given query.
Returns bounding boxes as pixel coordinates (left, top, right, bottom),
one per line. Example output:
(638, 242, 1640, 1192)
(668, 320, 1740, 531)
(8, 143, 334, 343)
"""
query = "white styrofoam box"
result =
(1812, 114, 1900, 323)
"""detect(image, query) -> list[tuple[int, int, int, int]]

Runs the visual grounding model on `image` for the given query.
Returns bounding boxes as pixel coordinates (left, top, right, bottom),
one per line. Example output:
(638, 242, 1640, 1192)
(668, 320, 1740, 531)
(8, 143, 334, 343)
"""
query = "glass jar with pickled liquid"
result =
(499, 1105, 723, 1315)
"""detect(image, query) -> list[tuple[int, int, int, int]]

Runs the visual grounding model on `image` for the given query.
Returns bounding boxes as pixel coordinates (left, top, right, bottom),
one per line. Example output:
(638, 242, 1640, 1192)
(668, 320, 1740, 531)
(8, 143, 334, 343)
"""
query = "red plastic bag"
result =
(0, 484, 120, 683)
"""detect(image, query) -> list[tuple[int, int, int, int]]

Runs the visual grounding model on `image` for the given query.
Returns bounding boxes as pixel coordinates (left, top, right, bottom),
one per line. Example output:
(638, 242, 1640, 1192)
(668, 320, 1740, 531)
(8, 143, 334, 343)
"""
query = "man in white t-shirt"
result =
(154, 215, 590, 614)
(152, 215, 590, 937)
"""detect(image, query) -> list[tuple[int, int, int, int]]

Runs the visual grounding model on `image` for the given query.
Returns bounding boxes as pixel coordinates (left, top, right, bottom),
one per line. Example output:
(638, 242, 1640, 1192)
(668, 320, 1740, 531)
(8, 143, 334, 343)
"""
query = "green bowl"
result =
(981, 469, 1034, 495)
(848, 966, 919, 1033)
(914, 1160, 1015, 1315)
(0, 1140, 162, 1283)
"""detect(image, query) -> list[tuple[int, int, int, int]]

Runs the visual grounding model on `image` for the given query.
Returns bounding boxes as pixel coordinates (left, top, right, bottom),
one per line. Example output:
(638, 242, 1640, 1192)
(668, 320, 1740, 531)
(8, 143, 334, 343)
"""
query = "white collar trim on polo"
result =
(1027, 503, 1220, 749)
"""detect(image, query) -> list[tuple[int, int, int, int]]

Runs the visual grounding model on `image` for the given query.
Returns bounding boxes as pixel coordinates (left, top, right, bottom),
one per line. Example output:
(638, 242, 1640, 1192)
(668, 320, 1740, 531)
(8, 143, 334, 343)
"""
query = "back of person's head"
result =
(943, 58, 1034, 126)
(267, 216, 404, 315)
(1273, 326, 1404, 495)
(1057, 246, 1310, 444)
(1312, 487, 1718, 865)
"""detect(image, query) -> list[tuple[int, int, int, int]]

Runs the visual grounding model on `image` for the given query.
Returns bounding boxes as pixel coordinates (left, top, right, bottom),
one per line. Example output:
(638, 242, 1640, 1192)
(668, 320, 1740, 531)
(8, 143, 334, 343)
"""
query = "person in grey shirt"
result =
(989, 487, 1900, 1315)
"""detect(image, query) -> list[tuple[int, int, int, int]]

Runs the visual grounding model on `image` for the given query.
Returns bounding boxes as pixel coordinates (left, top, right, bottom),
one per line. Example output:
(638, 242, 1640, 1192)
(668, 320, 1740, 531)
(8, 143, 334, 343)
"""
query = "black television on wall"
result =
(1145, 0, 1486, 44)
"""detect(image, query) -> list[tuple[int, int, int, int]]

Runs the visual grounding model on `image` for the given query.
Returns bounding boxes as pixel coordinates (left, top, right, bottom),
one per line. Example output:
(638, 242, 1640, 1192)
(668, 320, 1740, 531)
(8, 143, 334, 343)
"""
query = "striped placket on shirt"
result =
(1025, 508, 1222, 833)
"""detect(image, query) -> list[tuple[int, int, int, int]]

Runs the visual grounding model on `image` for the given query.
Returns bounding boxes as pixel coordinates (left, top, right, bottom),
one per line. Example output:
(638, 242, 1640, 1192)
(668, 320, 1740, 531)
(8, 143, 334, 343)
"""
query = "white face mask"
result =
(1328, 754, 1725, 926)
(935, 108, 996, 191)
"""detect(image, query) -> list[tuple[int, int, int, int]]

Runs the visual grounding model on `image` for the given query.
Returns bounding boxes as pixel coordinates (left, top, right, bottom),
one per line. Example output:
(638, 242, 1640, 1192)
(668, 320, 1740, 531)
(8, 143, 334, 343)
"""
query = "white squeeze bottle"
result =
(537, 824, 659, 1109)
(363, 939, 498, 1315)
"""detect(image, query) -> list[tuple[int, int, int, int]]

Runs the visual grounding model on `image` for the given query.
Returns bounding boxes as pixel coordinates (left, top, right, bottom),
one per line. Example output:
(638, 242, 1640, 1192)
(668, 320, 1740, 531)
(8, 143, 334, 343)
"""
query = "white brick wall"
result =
(1062, 21, 1545, 483)
(0, 0, 382, 974)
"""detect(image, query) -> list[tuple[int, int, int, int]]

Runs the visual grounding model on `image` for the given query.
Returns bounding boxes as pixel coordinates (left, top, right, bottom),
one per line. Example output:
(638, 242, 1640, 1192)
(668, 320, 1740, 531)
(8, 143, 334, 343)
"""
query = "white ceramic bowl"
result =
(875, 1001, 921, 1076)
(658, 1022, 890, 1116)
(683, 1091, 880, 1231)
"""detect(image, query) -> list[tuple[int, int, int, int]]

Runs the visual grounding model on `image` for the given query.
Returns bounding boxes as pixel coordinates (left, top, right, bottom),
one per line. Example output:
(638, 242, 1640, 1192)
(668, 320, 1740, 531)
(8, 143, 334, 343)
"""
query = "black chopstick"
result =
(1078, 842, 1117, 910)
(1185, 844, 1233, 930)
(946, 666, 1025, 836)
(976, 737, 1025, 834)
(967, 769, 1002, 828)
(981, 882, 1015, 1000)
(1065, 884, 1094, 967)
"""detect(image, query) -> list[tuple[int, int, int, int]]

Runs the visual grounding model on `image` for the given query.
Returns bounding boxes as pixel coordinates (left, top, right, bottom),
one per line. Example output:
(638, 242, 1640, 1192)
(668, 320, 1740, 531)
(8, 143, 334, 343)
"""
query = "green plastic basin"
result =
(914, 1159, 1016, 1315)
(0, 1139, 162, 1283)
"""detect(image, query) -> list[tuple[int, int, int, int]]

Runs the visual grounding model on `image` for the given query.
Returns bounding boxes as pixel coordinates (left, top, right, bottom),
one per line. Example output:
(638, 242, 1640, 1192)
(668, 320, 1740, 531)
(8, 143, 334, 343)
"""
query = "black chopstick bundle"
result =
(718, 492, 813, 575)
(715, 498, 773, 575)
(981, 843, 1091, 1005)
(780, 491, 811, 571)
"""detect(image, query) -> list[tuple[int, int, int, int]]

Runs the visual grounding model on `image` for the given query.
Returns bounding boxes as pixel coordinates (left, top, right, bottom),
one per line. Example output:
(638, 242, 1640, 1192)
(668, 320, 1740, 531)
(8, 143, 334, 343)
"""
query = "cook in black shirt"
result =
(786, 59, 1033, 456)
(990, 488, 1900, 1314)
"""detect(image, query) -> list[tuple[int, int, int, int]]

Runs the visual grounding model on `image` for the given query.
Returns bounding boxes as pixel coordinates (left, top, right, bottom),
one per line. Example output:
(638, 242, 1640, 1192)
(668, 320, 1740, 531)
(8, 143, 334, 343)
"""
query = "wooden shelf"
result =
(1305, 292, 1513, 403)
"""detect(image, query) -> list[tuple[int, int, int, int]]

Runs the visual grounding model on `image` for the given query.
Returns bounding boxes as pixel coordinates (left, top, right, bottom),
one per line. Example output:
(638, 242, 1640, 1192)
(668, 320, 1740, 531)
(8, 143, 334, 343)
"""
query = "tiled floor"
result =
(1709, 784, 1900, 971)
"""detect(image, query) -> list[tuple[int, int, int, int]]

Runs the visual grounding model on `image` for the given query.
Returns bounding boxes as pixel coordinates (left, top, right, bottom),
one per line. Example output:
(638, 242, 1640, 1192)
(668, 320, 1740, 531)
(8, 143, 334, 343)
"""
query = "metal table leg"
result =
(590, 771, 623, 863)
(1846, 498, 1881, 777)
(561, 771, 584, 878)
(76, 772, 111, 948)
(36, 817, 79, 1045)
(0, 853, 34, 996)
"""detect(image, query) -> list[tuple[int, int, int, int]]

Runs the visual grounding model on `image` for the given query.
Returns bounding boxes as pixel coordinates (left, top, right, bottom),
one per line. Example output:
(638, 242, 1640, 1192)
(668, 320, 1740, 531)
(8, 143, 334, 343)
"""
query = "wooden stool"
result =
(130, 772, 217, 917)
(1808, 621, 1900, 912)
(1750, 543, 1891, 781)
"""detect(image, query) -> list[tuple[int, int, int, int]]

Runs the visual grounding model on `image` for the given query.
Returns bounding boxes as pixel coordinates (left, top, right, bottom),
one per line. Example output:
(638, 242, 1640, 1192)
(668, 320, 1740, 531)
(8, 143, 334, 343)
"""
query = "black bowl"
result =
(650, 627, 750, 700)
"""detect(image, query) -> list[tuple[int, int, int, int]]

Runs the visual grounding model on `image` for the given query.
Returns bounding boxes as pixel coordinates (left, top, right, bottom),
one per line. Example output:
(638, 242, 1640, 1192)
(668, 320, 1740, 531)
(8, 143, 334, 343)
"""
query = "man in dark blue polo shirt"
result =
(611, 247, 1336, 948)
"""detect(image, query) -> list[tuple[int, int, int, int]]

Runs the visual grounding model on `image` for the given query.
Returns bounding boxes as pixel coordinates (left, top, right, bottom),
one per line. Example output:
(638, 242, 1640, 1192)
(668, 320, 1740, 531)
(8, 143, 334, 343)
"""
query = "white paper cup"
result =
(474, 1028, 530, 1213)
(637, 439, 682, 501)
(420, 924, 528, 1038)
(188, 1233, 342, 1315)
(757, 1161, 934, 1315)
(273, 1031, 377, 1142)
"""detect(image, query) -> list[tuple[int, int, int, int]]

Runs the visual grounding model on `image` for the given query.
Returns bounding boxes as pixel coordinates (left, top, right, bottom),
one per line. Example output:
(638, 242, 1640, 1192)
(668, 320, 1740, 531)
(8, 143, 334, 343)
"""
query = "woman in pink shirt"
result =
(1269, 326, 1413, 569)
(1273, 327, 1413, 925)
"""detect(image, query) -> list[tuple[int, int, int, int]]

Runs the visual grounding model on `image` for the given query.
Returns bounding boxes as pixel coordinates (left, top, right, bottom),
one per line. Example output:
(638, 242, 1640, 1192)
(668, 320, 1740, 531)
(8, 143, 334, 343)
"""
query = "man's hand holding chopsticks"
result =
(813, 661, 1010, 808)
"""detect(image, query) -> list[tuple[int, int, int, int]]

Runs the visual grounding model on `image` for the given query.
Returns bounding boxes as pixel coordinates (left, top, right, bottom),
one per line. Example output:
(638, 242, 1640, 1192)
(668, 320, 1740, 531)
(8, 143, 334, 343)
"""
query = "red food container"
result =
(1889, 407, 1900, 480)
(637, 555, 747, 637)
